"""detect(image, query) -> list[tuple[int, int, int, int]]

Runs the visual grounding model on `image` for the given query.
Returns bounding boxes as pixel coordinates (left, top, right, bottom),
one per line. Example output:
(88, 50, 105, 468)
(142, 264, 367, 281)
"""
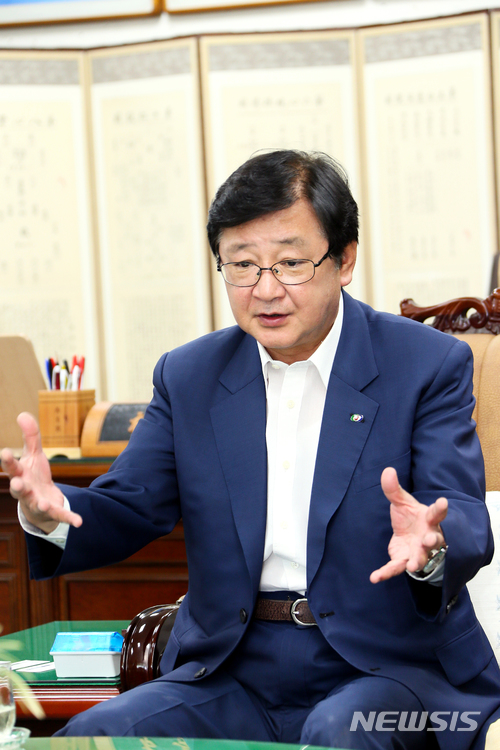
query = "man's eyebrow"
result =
(224, 242, 256, 253)
(224, 236, 305, 253)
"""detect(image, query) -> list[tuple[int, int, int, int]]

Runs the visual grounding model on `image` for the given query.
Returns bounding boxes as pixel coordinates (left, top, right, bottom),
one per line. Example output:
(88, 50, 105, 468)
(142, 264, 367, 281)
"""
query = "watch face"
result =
(421, 546, 447, 575)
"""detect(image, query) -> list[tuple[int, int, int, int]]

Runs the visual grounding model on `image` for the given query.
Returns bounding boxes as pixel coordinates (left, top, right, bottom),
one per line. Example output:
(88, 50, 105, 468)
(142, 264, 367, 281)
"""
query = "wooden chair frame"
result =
(400, 288, 500, 334)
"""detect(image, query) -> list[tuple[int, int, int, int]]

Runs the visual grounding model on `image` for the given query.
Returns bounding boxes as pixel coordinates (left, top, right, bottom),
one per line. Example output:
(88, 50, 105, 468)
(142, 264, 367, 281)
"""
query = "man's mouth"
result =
(258, 312, 289, 325)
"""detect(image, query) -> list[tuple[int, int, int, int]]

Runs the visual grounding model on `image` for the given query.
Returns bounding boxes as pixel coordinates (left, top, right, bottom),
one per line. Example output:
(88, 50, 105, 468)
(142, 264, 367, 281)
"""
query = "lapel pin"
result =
(350, 414, 364, 423)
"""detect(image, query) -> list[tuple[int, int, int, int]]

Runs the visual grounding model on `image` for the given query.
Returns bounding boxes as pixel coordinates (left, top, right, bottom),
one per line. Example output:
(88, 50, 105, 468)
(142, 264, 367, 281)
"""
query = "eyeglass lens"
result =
(222, 259, 315, 286)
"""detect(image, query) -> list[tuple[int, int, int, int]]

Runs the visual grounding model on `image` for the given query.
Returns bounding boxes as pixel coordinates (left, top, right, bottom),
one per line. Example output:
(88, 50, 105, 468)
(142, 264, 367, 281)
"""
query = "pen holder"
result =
(38, 390, 96, 448)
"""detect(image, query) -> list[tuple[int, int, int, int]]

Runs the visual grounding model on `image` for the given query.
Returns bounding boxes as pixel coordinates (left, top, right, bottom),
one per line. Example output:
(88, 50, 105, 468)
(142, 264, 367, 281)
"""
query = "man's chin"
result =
(254, 332, 294, 357)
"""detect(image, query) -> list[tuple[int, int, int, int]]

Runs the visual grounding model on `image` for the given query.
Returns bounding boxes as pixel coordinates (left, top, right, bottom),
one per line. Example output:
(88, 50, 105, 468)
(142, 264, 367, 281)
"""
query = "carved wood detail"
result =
(400, 288, 500, 334)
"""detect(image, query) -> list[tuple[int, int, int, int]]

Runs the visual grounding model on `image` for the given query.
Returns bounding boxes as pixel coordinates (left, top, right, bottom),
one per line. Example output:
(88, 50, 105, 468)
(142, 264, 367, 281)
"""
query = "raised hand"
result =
(370, 466, 447, 584)
(1, 412, 82, 534)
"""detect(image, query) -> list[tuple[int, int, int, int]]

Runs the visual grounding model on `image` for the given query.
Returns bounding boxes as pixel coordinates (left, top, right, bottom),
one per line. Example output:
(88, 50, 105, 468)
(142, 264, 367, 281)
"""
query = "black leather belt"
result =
(254, 597, 317, 626)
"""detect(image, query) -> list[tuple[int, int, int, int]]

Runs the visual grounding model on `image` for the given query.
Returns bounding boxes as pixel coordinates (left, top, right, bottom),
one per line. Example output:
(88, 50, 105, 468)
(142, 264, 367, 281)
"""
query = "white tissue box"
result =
(50, 631, 123, 679)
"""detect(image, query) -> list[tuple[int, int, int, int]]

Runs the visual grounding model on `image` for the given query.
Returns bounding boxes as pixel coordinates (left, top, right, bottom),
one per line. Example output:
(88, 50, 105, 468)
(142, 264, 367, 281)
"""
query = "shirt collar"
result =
(257, 291, 344, 389)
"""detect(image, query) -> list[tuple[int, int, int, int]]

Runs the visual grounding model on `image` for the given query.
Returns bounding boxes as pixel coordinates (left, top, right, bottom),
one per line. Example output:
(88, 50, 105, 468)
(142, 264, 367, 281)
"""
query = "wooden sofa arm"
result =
(120, 603, 180, 691)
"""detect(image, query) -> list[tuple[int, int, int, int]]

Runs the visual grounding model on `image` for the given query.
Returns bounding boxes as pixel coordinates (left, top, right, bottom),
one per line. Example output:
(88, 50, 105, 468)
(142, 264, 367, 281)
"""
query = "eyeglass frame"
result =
(217, 249, 332, 287)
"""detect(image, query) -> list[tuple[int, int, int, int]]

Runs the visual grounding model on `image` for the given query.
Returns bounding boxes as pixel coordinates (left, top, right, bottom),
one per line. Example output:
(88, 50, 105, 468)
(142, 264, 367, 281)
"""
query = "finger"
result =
(370, 557, 408, 584)
(426, 497, 448, 527)
(405, 551, 431, 573)
(406, 530, 447, 573)
(46, 507, 83, 528)
(0, 448, 22, 479)
(380, 467, 416, 508)
(10, 475, 52, 510)
(9, 475, 51, 510)
(13, 483, 83, 528)
(422, 529, 445, 550)
(9, 475, 30, 500)
(20, 503, 83, 531)
(17, 412, 42, 457)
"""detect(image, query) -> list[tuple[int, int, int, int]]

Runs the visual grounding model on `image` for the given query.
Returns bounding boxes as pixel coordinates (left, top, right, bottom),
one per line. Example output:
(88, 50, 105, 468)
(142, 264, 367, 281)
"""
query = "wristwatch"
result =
(414, 544, 448, 577)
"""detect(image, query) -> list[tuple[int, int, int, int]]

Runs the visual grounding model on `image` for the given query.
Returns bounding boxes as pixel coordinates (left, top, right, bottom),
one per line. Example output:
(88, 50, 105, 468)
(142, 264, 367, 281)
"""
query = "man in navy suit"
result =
(3, 150, 500, 749)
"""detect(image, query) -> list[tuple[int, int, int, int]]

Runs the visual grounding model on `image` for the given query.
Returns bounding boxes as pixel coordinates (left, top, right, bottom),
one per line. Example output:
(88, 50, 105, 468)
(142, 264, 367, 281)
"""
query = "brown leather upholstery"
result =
(465, 334, 500, 491)
(120, 603, 180, 690)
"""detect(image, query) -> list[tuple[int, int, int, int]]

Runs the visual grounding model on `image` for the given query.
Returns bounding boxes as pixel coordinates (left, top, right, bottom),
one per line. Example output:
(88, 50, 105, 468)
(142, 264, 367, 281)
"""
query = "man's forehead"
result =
(218, 200, 324, 253)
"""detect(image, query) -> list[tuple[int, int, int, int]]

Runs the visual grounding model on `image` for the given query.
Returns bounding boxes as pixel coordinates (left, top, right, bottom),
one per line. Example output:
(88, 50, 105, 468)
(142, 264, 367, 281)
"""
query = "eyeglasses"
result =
(217, 250, 331, 287)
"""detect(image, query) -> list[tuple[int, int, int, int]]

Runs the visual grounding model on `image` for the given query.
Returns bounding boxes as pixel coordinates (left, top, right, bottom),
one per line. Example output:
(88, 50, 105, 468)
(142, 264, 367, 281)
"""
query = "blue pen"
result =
(45, 358, 53, 390)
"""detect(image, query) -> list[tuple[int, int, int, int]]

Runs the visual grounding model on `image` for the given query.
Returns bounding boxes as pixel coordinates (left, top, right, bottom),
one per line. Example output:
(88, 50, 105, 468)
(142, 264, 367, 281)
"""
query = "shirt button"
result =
(283, 460, 290, 469)
(271, 363, 280, 370)
(287, 400, 295, 409)
(291, 562, 299, 569)
(280, 520, 288, 530)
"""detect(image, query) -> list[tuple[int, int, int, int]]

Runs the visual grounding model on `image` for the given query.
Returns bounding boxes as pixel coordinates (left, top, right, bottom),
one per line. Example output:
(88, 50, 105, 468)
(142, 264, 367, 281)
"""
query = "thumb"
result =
(17, 412, 43, 456)
(380, 466, 413, 507)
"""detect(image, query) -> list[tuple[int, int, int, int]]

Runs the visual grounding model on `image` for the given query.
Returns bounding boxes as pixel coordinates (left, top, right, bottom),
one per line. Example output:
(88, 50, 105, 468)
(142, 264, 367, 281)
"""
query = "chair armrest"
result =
(120, 603, 180, 691)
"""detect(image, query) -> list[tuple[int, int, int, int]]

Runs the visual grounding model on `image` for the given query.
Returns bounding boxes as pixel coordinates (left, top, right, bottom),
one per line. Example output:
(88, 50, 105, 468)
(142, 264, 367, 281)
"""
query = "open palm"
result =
(370, 467, 447, 584)
(1, 412, 82, 533)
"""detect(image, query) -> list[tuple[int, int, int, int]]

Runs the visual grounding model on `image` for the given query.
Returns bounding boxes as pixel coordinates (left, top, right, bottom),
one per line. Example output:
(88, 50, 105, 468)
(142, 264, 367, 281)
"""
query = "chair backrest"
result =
(0, 335, 46, 451)
(400, 290, 500, 492)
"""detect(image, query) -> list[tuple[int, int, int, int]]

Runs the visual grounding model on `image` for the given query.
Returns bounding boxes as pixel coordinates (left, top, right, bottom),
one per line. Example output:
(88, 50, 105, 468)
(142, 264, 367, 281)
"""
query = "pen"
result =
(60, 364, 69, 391)
(72, 356, 85, 389)
(71, 365, 80, 391)
(51, 365, 60, 391)
(45, 359, 53, 390)
(78, 357, 85, 389)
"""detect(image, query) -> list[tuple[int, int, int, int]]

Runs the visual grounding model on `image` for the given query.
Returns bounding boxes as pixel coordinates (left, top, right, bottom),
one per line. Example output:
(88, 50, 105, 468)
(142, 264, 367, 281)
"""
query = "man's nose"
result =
(252, 268, 286, 299)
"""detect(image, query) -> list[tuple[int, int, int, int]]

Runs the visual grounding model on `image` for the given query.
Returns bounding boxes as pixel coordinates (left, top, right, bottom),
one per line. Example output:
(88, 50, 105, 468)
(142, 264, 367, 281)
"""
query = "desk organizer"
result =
(38, 390, 95, 448)
(50, 631, 123, 678)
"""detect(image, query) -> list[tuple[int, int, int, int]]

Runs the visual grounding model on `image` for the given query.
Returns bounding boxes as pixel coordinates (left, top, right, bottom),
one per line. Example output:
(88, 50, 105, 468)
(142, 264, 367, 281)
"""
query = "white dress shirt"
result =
(258, 295, 344, 594)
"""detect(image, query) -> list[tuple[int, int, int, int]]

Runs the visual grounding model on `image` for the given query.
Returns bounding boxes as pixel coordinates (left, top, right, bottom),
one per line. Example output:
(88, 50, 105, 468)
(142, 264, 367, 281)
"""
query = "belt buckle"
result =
(290, 597, 316, 627)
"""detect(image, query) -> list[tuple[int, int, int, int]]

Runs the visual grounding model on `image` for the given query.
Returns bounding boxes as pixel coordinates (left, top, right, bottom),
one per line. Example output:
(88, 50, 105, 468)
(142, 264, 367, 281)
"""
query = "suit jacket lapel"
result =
(210, 333, 268, 595)
(307, 293, 380, 588)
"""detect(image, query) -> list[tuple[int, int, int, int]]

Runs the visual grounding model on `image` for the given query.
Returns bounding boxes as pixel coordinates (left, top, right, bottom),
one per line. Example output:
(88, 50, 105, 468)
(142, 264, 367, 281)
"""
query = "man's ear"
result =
(339, 241, 357, 287)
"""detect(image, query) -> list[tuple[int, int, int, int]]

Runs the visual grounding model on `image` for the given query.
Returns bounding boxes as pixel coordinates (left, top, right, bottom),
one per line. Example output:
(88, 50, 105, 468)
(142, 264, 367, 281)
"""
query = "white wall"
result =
(0, 1, 499, 49)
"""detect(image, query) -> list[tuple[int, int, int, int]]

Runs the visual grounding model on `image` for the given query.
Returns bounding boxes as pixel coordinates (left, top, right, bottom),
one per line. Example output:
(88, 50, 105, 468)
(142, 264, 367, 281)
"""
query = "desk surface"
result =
(22, 739, 335, 750)
(3, 621, 128, 721)
(3, 621, 129, 687)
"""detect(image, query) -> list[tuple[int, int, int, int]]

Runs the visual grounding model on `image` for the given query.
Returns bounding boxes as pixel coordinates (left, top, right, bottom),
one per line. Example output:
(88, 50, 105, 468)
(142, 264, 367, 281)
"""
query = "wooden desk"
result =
(0, 460, 188, 635)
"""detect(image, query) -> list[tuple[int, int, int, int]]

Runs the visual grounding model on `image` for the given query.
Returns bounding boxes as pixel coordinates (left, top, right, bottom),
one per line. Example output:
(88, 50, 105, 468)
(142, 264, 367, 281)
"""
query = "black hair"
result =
(206, 150, 359, 267)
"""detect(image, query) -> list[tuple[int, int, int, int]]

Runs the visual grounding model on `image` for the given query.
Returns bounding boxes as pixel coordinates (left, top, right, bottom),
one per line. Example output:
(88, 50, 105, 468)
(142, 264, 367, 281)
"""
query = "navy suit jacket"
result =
(27, 292, 500, 745)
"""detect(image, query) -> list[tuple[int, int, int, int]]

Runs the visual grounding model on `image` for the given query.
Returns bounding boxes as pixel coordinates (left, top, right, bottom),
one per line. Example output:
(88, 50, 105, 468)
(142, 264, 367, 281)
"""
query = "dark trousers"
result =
(56, 604, 439, 749)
